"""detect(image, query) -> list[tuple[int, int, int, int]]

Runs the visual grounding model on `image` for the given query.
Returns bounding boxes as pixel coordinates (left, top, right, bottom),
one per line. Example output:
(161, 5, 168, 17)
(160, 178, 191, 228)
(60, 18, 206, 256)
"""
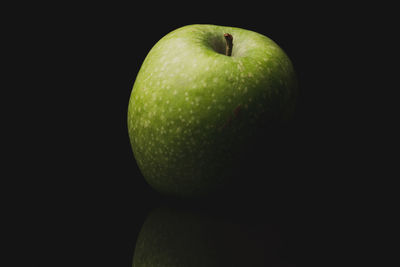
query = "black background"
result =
(19, 1, 384, 266)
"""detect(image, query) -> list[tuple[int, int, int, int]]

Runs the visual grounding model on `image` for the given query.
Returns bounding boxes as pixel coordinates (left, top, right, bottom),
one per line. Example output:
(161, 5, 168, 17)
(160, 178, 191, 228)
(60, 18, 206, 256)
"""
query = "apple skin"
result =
(127, 24, 297, 197)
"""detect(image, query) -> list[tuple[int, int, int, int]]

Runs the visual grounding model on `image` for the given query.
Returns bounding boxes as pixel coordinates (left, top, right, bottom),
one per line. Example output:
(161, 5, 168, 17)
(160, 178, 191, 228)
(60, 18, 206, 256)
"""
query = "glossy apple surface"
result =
(128, 24, 297, 197)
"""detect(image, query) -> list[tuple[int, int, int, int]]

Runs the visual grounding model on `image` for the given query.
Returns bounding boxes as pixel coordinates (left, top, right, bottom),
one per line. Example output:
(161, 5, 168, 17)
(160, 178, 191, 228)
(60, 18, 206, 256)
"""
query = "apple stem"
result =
(224, 33, 233, 56)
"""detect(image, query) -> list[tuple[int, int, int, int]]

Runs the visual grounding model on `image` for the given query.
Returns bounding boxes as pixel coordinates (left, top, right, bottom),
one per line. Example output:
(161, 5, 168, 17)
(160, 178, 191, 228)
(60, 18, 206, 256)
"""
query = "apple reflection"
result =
(132, 203, 296, 267)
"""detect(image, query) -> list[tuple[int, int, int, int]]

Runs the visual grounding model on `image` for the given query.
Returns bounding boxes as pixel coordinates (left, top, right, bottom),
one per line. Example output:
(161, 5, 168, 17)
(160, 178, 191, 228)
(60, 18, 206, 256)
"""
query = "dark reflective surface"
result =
(132, 200, 297, 267)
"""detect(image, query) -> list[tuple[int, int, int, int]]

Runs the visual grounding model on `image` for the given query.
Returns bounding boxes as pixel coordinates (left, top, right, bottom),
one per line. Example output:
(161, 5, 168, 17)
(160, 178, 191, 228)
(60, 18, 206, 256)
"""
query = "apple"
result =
(127, 24, 297, 197)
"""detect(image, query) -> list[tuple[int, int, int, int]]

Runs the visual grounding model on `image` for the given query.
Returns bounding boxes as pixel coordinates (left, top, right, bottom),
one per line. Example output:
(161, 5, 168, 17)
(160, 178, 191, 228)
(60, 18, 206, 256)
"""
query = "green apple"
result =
(127, 24, 297, 197)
